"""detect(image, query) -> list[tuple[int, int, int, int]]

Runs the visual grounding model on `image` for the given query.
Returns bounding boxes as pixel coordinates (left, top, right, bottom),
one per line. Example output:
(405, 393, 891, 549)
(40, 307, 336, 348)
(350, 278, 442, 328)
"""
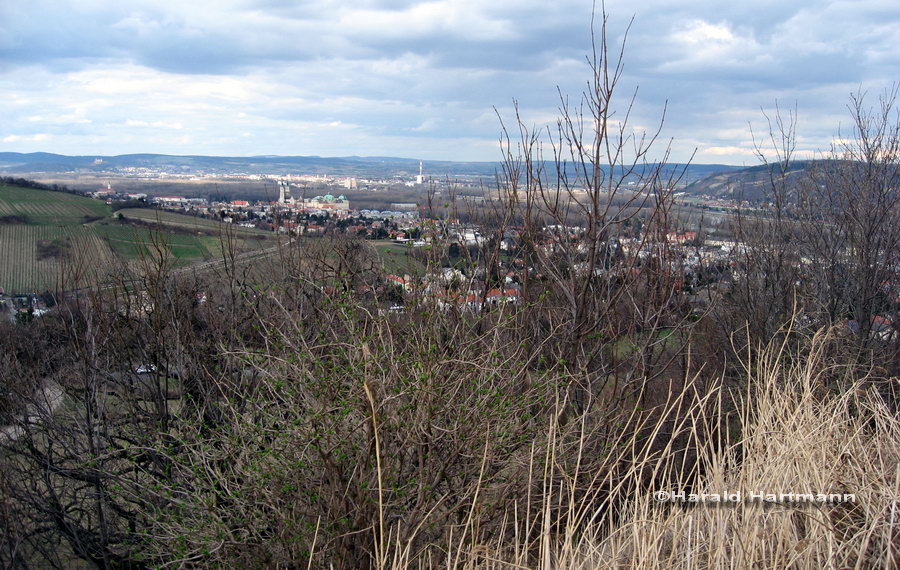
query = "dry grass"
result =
(388, 330, 900, 569)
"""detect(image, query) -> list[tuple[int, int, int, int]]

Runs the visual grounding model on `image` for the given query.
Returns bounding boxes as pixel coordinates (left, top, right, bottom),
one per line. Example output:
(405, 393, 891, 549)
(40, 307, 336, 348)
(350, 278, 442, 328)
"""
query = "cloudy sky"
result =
(1, 0, 898, 165)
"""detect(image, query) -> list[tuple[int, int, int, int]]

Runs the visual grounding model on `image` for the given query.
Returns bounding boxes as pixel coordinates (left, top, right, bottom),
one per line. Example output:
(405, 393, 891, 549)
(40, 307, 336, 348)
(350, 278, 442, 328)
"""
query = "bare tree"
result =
(803, 89, 900, 361)
(731, 90, 900, 372)
(494, 9, 696, 414)
(723, 102, 805, 352)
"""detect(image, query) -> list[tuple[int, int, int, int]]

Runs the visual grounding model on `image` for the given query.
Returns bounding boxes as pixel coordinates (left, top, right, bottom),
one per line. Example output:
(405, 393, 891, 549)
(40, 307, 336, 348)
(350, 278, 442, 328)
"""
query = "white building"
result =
(303, 194, 349, 213)
(416, 160, 425, 185)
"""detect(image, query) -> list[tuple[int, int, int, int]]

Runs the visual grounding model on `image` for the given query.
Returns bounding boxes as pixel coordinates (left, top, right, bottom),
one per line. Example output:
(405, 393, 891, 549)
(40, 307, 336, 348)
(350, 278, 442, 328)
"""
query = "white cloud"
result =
(124, 120, 183, 129)
(2, 134, 50, 143)
(673, 19, 736, 45)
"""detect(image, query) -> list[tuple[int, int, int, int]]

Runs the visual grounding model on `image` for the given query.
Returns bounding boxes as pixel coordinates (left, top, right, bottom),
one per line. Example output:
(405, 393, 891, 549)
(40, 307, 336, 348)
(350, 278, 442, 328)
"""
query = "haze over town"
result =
(2, 0, 899, 164)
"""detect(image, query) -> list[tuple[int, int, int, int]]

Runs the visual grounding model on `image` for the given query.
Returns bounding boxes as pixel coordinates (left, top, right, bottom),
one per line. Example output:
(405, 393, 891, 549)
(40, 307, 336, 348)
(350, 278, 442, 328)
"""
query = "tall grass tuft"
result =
(408, 329, 899, 569)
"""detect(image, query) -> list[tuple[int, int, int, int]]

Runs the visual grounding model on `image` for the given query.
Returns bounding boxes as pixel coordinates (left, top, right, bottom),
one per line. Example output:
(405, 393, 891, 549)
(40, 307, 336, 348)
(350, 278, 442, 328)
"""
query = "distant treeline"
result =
(0, 176, 83, 196)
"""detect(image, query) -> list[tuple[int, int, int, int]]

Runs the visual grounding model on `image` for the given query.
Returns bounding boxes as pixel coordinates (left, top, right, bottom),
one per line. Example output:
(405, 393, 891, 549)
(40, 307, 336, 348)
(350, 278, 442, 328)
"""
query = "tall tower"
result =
(416, 160, 425, 185)
(278, 180, 288, 204)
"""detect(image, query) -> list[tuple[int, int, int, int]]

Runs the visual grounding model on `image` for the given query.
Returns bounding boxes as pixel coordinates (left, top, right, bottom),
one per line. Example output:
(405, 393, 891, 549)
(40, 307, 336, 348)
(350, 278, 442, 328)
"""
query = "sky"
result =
(1, 0, 898, 165)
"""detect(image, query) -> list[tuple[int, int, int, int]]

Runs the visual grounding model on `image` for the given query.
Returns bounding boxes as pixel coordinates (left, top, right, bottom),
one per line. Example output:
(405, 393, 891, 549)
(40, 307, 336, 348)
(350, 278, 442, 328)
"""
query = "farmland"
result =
(0, 184, 274, 294)
(0, 224, 116, 293)
(0, 184, 110, 224)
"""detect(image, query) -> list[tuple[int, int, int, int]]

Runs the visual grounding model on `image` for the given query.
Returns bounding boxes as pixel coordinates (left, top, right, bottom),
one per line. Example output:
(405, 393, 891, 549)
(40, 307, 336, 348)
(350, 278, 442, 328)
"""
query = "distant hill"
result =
(0, 152, 740, 184)
(0, 152, 496, 177)
(682, 161, 817, 201)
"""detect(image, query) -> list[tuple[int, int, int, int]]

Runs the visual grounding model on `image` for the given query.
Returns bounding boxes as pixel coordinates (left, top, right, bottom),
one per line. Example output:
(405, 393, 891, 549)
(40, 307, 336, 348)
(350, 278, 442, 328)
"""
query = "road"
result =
(172, 235, 295, 277)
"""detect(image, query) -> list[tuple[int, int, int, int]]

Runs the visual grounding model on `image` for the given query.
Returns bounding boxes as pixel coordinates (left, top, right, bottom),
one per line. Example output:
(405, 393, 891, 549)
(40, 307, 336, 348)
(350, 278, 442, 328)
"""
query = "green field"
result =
(372, 241, 426, 276)
(0, 185, 273, 294)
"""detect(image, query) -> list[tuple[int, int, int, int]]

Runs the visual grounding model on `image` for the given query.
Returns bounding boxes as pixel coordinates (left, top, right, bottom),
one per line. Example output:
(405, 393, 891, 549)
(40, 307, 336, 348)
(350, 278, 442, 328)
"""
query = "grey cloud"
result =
(1, 0, 592, 75)
(1, 0, 898, 163)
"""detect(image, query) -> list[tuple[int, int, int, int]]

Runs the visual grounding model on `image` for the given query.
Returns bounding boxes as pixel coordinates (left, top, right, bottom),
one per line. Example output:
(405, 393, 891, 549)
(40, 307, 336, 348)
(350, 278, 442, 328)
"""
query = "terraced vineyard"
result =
(0, 224, 116, 293)
(0, 185, 110, 223)
(0, 184, 274, 294)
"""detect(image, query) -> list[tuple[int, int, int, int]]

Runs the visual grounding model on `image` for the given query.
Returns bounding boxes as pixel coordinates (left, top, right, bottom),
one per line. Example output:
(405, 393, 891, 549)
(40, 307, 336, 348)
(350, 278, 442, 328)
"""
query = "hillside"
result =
(681, 161, 815, 200)
(0, 183, 272, 294)
(0, 183, 111, 223)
